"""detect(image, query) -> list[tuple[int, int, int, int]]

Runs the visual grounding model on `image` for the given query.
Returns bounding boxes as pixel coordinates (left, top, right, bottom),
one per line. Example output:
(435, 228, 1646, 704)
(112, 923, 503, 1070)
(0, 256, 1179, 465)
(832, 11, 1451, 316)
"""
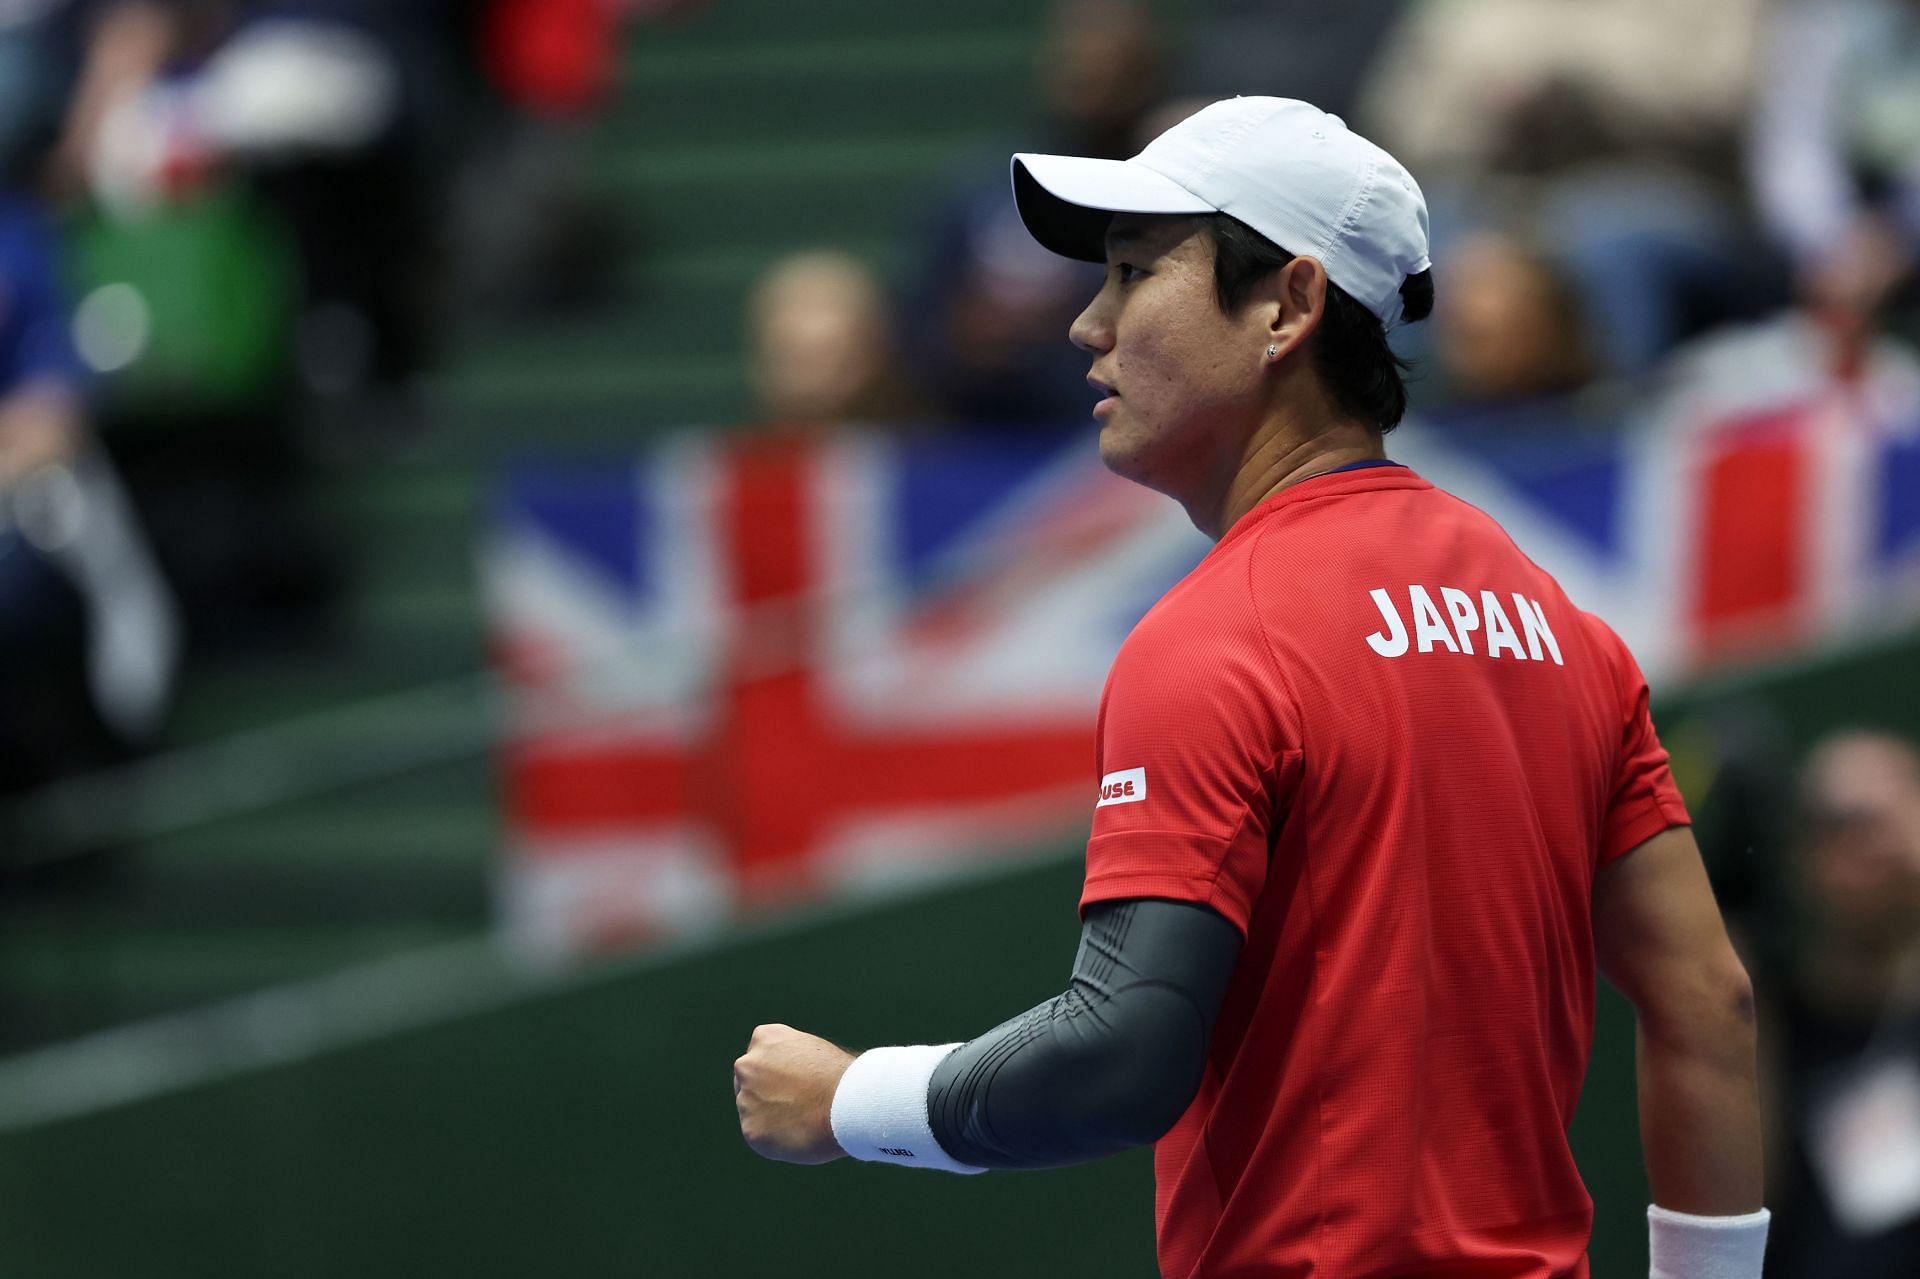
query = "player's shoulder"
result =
(1104, 548, 1299, 732)
(1113, 545, 1266, 672)
(1573, 607, 1648, 689)
(1417, 477, 1559, 560)
(1416, 480, 1608, 623)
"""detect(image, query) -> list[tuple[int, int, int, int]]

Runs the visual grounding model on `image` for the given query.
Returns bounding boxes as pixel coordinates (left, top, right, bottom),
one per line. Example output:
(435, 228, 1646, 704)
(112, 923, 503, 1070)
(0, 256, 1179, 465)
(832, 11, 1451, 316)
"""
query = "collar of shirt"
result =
(1211, 459, 1422, 555)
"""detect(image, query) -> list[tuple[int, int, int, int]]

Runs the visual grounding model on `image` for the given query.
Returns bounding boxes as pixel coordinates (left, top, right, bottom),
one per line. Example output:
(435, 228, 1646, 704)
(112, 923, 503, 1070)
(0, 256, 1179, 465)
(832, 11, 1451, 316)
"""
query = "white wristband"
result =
(1648, 1204, 1770, 1279)
(829, 1043, 985, 1174)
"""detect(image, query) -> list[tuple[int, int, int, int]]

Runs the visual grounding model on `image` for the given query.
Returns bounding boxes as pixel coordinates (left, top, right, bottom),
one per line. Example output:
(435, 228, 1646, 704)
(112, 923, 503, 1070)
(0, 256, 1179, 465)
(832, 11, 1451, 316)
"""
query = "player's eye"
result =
(1114, 262, 1144, 285)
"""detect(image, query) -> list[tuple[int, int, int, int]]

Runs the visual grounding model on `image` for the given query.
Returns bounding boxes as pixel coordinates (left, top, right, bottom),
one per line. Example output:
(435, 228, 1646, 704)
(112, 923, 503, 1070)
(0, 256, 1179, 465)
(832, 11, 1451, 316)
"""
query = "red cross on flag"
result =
(485, 430, 1209, 957)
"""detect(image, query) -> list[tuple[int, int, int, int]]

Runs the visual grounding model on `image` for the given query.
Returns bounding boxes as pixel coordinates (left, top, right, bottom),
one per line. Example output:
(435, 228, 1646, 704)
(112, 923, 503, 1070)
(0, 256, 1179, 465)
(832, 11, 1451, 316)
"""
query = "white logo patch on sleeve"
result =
(1096, 767, 1147, 808)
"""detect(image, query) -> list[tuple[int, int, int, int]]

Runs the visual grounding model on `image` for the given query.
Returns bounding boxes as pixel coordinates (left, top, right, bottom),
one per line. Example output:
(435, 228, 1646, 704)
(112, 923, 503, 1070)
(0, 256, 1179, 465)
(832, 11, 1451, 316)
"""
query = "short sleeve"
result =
(1079, 593, 1300, 937)
(1593, 621, 1691, 866)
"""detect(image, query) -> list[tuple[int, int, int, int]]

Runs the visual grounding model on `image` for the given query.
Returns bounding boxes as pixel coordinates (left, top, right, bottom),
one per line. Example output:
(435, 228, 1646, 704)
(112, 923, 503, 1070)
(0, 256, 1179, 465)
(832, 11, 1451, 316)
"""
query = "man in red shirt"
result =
(733, 96, 1768, 1279)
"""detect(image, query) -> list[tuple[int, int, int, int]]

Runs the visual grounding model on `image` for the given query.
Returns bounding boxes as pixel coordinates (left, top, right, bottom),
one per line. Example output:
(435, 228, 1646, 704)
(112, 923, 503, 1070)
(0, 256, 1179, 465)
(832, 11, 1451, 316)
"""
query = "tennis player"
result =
(733, 97, 1767, 1279)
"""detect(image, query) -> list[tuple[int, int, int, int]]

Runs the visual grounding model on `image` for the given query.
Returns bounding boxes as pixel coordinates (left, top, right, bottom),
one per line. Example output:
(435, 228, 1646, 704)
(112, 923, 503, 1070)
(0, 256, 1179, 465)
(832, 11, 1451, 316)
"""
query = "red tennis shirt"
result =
(1082, 463, 1690, 1279)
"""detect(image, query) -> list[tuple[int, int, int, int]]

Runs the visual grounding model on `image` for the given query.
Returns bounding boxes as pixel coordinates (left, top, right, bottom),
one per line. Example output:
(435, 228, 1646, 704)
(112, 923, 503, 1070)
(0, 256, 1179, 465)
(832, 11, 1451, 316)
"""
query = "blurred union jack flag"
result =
(484, 430, 1208, 956)
(1396, 316, 1920, 683)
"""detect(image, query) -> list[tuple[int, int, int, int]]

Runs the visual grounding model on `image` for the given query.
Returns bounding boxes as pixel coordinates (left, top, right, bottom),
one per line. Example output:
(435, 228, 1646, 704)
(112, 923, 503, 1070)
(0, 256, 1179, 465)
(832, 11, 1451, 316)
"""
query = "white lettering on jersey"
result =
(1096, 767, 1147, 808)
(1409, 585, 1460, 654)
(1511, 593, 1564, 665)
(1440, 587, 1480, 655)
(1480, 591, 1526, 659)
(1365, 587, 1410, 657)
(1365, 586, 1564, 665)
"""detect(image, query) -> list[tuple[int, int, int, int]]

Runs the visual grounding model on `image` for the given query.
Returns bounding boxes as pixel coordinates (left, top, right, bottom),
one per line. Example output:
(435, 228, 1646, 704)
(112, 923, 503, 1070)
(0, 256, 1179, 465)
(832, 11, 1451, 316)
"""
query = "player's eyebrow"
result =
(1104, 218, 1185, 261)
(1104, 227, 1152, 257)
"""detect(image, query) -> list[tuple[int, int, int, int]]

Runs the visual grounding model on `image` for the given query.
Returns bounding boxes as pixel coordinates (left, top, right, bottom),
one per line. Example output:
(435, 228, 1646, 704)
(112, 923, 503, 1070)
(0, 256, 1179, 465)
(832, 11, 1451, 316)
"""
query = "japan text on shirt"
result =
(1364, 585, 1564, 664)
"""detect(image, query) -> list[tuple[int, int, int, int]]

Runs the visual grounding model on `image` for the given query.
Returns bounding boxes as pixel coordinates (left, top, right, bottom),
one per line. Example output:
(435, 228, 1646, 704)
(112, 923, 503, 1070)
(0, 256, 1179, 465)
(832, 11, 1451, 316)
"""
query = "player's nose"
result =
(1070, 295, 1113, 355)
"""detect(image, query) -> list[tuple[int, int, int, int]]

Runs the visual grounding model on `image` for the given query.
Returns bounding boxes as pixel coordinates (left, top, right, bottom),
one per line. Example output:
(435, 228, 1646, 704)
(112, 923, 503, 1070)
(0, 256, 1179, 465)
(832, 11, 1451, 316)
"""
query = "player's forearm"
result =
(925, 975, 1206, 1168)
(829, 899, 1242, 1173)
(930, 899, 1240, 1168)
(1634, 989, 1765, 1215)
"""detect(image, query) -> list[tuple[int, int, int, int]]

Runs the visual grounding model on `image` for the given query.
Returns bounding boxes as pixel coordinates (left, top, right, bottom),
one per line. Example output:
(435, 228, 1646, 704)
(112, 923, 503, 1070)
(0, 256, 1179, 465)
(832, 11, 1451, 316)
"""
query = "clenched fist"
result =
(733, 1023, 856, 1164)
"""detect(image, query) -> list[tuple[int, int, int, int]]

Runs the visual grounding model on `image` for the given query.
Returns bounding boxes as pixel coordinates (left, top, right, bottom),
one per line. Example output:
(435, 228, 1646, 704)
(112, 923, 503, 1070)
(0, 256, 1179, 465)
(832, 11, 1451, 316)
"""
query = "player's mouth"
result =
(1088, 374, 1119, 418)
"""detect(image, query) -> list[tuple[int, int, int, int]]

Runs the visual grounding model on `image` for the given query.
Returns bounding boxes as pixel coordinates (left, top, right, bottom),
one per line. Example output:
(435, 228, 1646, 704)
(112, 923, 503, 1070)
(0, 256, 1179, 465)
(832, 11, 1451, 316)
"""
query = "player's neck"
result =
(1204, 414, 1386, 541)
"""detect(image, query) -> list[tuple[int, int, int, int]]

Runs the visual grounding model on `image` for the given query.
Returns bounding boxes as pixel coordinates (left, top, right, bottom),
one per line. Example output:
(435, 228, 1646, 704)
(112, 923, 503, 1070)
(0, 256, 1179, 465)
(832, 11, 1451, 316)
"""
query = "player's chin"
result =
(1097, 419, 1155, 485)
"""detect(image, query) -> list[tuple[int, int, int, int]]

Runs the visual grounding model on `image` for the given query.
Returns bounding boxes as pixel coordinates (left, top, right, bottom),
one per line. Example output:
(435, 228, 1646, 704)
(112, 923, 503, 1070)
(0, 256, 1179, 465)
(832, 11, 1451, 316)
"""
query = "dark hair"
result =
(1200, 213, 1432, 432)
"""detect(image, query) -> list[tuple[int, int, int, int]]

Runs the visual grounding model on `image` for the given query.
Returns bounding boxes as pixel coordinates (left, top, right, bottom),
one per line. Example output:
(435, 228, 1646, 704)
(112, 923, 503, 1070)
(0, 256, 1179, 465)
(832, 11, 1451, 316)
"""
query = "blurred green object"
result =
(62, 186, 296, 423)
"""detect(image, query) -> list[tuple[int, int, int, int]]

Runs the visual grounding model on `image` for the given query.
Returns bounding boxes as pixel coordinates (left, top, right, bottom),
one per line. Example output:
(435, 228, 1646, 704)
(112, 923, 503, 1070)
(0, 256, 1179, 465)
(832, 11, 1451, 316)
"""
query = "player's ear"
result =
(1268, 257, 1327, 361)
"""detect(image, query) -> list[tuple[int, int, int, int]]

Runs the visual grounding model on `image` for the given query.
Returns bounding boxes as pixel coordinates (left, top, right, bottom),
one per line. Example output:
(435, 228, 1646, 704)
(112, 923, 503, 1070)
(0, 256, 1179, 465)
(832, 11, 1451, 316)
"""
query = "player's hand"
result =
(733, 1023, 855, 1165)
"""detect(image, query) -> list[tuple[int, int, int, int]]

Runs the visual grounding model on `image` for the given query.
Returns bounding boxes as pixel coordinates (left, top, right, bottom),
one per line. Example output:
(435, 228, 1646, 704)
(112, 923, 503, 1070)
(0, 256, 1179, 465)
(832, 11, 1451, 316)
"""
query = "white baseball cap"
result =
(1011, 96, 1432, 329)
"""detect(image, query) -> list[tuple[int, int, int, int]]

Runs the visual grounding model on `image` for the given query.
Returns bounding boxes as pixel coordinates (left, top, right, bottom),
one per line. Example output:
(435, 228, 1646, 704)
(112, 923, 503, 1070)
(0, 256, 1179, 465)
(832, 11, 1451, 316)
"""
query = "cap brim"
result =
(1011, 153, 1216, 262)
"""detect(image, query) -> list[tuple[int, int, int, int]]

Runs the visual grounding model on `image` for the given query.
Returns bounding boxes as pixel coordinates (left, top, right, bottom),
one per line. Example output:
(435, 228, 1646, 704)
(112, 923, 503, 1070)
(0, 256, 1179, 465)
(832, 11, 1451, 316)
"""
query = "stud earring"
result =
(1266, 344, 1279, 359)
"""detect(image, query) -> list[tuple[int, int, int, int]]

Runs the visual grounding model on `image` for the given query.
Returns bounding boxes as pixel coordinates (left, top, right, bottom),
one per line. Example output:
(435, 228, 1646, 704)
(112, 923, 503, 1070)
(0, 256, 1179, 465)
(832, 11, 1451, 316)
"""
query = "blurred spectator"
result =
(453, 0, 707, 317)
(75, 3, 443, 423)
(1434, 232, 1598, 407)
(3, 3, 422, 656)
(1177, 0, 1402, 122)
(455, 0, 626, 316)
(1040, 0, 1166, 161)
(1759, 731, 1920, 1278)
(0, 3, 500, 429)
(40, 2, 176, 202)
(747, 251, 919, 426)
(1416, 230, 1621, 497)
(1750, 0, 1920, 361)
(0, 190, 175, 798)
(480, 0, 623, 119)
(1361, 0, 1762, 183)
(1359, 0, 1781, 382)
(480, 0, 706, 119)
(904, 0, 1165, 427)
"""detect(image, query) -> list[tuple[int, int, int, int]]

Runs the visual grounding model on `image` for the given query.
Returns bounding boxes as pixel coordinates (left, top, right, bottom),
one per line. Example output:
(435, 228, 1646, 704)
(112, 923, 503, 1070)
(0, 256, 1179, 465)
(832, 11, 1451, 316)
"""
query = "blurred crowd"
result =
(0, 0, 696, 800)
(16, 0, 1920, 782)
(747, 0, 1920, 432)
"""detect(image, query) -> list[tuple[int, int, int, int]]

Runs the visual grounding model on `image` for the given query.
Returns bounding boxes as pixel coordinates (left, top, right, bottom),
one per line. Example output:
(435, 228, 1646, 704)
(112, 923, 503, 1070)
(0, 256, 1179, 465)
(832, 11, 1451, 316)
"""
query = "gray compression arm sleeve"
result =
(925, 898, 1243, 1169)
